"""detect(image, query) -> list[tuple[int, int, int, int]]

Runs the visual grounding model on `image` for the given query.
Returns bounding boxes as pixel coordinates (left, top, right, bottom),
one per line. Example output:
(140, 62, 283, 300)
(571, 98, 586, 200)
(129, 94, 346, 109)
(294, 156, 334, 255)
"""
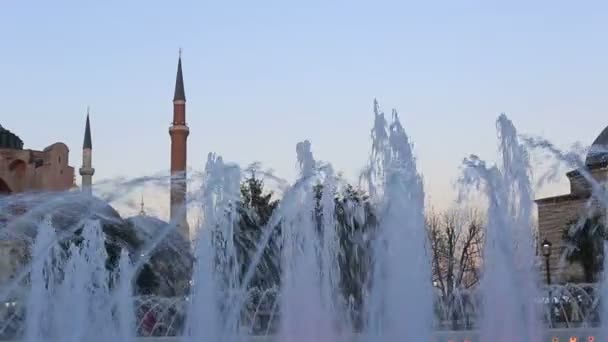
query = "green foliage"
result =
(333, 185, 376, 329)
(206, 173, 281, 332)
(314, 183, 376, 330)
(226, 175, 375, 330)
(564, 214, 606, 283)
(236, 174, 281, 290)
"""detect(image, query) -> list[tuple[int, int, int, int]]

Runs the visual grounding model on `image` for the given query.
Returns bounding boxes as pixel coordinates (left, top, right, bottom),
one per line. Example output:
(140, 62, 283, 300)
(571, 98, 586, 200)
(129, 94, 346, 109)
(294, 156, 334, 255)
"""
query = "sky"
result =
(1, 1, 607, 214)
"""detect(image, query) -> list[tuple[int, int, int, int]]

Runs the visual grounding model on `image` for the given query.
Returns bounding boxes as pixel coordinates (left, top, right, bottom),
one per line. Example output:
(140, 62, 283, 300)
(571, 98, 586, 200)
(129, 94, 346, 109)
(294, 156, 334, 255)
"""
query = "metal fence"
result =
(0, 283, 603, 339)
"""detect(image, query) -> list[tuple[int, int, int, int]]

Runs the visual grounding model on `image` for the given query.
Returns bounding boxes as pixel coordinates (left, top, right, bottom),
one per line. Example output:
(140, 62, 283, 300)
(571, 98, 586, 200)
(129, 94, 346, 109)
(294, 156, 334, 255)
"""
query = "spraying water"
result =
(24, 216, 60, 342)
(363, 101, 433, 342)
(278, 140, 343, 342)
(183, 152, 242, 342)
(6, 102, 605, 342)
(318, 164, 342, 331)
(460, 114, 542, 342)
(116, 249, 136, 342)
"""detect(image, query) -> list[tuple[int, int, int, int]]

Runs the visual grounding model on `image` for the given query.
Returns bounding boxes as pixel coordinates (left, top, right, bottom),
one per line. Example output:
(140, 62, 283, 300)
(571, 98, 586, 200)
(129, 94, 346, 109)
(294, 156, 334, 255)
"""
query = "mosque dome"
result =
(4, 192, 191, 296)
(586, 126, 608, 166)
(50, 198, 193, 296)
(3, 192, 125, 240)
(0, 124, 24, 150)
(125, 214, 193, 296)
(126, 214, 190, 254)
(47, 195, 193, 296)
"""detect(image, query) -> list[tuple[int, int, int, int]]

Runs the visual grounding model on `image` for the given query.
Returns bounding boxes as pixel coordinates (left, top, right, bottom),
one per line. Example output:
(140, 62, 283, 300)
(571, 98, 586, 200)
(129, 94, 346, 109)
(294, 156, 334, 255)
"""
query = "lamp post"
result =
(541, 239, 553, 327)
(542, 239, 553, 285)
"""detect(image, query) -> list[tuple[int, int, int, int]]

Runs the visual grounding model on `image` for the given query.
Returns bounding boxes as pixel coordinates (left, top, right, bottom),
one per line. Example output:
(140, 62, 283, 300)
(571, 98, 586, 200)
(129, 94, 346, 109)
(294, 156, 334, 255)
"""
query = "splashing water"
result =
(460, 114, 541, 342)
(116, 249, 136, 342)
(24, 216, 59, 342)
(363, 101, 433, 342)
(5, 101, 605, 342)
(183, 152, 242, 342)
(22, 218, 135, 342)
(278, 140, 343, 342)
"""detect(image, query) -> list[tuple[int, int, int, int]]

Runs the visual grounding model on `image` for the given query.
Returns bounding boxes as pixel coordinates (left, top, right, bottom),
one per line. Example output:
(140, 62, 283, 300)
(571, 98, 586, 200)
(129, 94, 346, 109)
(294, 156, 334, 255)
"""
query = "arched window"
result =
(8, 159, 26, 177)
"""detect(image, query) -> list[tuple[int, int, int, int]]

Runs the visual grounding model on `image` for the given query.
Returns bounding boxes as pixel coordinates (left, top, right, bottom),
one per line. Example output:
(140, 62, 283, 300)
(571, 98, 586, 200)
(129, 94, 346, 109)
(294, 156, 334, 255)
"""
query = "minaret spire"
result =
(83, 107, 92, 149)
(173, 50, 186, 102)
(139, 194, 146, 216)
(79, 107, 95, 195)
(169, 50, 190, 240)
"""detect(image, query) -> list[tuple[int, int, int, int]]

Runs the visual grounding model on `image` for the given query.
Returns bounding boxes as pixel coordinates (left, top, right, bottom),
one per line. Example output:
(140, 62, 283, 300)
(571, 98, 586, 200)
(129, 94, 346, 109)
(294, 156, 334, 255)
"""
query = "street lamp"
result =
(542, 239, 552, 285)
(541, 238, 554, 327)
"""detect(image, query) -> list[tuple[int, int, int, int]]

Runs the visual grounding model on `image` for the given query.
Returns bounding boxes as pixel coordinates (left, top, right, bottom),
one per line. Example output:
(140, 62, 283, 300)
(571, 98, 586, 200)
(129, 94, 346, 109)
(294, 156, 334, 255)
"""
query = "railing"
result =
(434, 283, 601, 330)
(0, 330, 604, 342)
(0, 283, 604, 340)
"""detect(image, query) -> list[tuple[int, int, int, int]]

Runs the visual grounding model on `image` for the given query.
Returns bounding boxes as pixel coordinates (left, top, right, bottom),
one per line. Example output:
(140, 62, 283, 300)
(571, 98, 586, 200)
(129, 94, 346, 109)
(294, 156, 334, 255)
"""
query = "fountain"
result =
(1, 101, 607, 342)
(460, 115, 542, 342)
(363, 102, 433, 342)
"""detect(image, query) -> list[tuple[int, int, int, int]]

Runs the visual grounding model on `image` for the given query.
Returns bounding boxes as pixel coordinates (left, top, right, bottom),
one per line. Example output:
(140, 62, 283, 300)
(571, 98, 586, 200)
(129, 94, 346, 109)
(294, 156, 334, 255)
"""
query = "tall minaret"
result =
(79, 108, 95, 195)
(169, 50, 190, 239)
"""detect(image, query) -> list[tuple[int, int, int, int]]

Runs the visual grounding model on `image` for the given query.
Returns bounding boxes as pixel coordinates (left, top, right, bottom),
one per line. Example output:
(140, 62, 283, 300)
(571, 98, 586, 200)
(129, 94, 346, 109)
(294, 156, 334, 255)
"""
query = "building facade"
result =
(0, 125, 75, 283)
(0, 125, 75, 194)
(536, 127, 608, 283)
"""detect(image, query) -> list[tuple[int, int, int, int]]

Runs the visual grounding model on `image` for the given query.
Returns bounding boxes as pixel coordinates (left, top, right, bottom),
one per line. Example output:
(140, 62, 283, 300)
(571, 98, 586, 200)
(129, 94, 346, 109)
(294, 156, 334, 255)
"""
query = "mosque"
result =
(1, 52, 606, 287)
(0, 54, 189, 235)
(0, 55, 192, 293)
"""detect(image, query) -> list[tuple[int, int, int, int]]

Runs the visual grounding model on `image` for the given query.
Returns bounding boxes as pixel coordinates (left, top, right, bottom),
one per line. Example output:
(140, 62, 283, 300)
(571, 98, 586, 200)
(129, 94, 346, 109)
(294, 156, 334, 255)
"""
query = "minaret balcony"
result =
(169, 124, 190, 135)
(79, 167, 95, 176)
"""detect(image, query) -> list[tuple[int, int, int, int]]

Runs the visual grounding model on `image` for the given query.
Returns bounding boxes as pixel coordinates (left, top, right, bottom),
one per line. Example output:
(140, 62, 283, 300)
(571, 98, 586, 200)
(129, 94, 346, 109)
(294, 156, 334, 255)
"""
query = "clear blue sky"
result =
(1, 1, 607, 209)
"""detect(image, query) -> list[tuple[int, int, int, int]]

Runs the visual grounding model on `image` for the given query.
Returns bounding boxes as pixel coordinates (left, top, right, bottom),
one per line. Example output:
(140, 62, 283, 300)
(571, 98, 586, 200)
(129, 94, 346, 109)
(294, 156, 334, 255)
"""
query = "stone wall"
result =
(568, 166, 608, 195)
(0, 143, 74, 193)
(535, 162, 608, 284)
(537, 195, 597, 283)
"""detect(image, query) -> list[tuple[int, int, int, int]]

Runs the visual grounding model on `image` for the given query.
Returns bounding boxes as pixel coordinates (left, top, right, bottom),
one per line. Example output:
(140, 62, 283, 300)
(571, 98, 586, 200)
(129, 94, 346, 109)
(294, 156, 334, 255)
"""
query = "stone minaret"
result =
(79, 108, 94, 195)
(139, 194, 146, 216)
(169, 51, 190, 239)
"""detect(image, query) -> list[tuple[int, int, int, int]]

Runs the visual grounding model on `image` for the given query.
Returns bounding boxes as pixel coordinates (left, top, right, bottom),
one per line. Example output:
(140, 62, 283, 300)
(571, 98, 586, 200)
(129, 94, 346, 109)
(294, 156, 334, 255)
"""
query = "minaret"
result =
(139, 194, 146, 216)
(169, 50, 190, 239)
(79, 108, 95, 195)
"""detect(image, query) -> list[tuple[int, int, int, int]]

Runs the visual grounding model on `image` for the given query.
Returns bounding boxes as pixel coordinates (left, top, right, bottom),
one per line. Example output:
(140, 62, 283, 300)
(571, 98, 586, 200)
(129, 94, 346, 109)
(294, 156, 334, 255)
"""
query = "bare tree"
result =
(427, 208, 484, 298)
(427, 208, 483, 329)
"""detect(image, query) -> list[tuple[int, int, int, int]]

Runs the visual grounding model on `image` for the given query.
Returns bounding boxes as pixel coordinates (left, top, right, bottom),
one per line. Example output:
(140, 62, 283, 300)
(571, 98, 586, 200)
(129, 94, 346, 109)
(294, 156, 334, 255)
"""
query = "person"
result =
(142, 307, 157, 336)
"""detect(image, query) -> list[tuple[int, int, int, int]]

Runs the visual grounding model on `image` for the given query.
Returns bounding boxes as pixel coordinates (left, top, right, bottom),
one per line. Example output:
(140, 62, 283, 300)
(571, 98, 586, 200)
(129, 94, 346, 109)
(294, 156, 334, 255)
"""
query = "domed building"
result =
(1, 190, 192, 296)
(0, 52, 193, 293)
(0, 124, 76, 283)
(125, 207, 193, 296)
(0, 124, 75, 194)
(585, 127, 608, 166)
(536, 128, 608, 283)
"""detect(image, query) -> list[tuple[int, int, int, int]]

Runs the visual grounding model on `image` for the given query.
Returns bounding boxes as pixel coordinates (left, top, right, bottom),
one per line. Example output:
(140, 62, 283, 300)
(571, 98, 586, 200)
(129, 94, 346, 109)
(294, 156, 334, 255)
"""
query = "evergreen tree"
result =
(230, 174, 281, 332)
(314, 183, 376, 329)
(236, 174, 281, 290)
(564, 214, 606, 283)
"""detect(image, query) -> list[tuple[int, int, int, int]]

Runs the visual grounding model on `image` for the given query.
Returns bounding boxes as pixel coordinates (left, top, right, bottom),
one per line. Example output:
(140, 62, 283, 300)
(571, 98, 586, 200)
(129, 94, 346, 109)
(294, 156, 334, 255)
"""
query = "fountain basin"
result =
(4, 329, 599, 342)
